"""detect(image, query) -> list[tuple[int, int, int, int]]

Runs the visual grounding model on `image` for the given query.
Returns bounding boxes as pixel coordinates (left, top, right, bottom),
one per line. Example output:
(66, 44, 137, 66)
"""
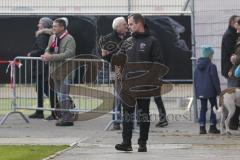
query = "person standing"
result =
(99, 17, 129, 130)
(221, 15, 240, 130)
(28, 17, 58, 120)
(194, 45, 221, 134)
(115, 13, 165, 152)
(41, 18, 76, 126)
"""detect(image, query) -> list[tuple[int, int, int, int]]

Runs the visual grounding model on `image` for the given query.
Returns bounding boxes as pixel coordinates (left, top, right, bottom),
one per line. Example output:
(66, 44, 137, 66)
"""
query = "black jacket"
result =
(221, 26, 238, 78)
(99, 31, 130, 62)
(118, 27, 164, 63)
(29, 29, 52, 80)
(112, 27, 166, 107)
(29, 29, 52, 57)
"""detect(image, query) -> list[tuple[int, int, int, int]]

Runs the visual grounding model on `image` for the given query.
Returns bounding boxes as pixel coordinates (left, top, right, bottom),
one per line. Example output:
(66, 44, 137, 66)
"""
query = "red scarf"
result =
(50, 30, 68, 53)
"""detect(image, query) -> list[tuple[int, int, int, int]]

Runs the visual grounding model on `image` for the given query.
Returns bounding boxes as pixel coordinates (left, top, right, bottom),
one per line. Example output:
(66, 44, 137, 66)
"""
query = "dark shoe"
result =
(229, 125, 238, 130)
(45, 114, 57, 120)
(115, 143, 133, 152)
(29, 112, 44, 119)
(111, 124, 121, 130)
(56, 121, 74, 126)
(155, 119, 168, 128)
(229, 116, 239, 130)
(138, 144, 147, 152)
(199, 126, 207, 134)
(209, 125, 220, 134)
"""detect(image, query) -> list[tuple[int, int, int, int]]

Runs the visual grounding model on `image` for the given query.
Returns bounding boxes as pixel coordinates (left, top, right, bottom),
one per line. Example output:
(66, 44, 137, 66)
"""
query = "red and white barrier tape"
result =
(0, 60, 22, 88)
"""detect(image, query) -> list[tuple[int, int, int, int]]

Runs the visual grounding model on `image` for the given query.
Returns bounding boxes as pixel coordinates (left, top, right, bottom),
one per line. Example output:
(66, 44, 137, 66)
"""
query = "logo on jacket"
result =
(139, 42, 146, 51)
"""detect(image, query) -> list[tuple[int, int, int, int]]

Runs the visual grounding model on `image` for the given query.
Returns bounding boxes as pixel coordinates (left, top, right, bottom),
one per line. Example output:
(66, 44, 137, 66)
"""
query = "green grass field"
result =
(0, 97, 105, 115)
(0, 84, 115, 114)
(0, 145, 68, 160)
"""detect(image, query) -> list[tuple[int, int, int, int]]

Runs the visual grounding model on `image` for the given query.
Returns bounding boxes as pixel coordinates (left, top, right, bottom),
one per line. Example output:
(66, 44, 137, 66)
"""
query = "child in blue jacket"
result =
(194, 45, 221, 134)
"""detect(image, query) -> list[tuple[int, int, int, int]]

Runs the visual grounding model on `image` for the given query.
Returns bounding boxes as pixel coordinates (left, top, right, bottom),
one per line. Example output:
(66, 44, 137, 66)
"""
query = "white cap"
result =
(60, 17, 68, 27)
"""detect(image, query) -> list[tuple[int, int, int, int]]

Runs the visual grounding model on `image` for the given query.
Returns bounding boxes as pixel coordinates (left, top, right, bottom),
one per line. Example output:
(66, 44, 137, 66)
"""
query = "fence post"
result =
(190, 0, 198, 122)
(128, 0, 131, 14)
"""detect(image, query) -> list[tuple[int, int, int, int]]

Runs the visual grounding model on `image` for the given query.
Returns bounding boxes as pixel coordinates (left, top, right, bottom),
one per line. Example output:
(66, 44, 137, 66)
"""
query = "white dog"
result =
(214, 87, 240, 135)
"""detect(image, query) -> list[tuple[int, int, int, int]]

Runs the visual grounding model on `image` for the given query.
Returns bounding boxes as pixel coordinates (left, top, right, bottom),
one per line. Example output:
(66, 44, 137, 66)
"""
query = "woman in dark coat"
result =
(227, 19, 240, 129)
(28, 17, 57, 120)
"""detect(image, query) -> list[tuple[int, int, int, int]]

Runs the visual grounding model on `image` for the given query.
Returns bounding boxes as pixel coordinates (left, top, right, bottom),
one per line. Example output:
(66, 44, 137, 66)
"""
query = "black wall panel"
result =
(0, 15, 191, 84)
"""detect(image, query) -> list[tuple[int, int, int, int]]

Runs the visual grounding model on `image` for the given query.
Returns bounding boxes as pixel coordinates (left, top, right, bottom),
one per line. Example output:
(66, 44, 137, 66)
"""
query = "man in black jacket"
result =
(28, 17, 57, 120)
(115, 13, 165, 152)
(99, 17, 129, 130)
(221, 15, 240, 130)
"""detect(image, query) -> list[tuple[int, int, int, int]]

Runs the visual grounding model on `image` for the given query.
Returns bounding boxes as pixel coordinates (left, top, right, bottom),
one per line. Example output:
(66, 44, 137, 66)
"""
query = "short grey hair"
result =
(39, 17, 53, 28)
(112, 17, 126, 30)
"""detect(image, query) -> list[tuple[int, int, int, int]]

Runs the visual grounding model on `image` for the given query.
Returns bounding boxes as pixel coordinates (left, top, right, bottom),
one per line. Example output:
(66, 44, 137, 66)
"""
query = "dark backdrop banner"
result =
(0, 15, 191, 84)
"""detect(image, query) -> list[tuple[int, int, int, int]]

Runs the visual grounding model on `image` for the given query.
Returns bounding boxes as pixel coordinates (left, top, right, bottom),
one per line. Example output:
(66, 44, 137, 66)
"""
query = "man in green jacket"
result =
(41, 18, 76, 126)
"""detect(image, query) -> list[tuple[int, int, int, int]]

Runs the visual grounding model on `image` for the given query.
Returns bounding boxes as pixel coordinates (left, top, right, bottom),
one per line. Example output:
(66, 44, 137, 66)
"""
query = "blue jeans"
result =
(54, 78, 73, 122)
(199, 98, 217, 127)
(54, 78, 72, 102)
(112, 96, 121, 125)
(154, 96, 166, 121)
(227, 78, 240, 87)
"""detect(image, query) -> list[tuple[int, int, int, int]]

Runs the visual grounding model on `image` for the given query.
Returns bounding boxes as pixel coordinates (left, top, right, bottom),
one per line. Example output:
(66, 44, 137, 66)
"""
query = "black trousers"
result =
(122, 98, 150, 145)
(36, 75, 57, 114)
(154, 96, 166, 120)
(229, 106, 240, 128)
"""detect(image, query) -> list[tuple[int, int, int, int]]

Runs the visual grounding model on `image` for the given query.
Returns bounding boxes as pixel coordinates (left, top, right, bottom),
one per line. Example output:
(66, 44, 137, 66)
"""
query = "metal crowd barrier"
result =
(159, 79, 193, 122)
(0, 60, 29, 125)
(0, 56, 194, 126)
(0, 56, 115, 124)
